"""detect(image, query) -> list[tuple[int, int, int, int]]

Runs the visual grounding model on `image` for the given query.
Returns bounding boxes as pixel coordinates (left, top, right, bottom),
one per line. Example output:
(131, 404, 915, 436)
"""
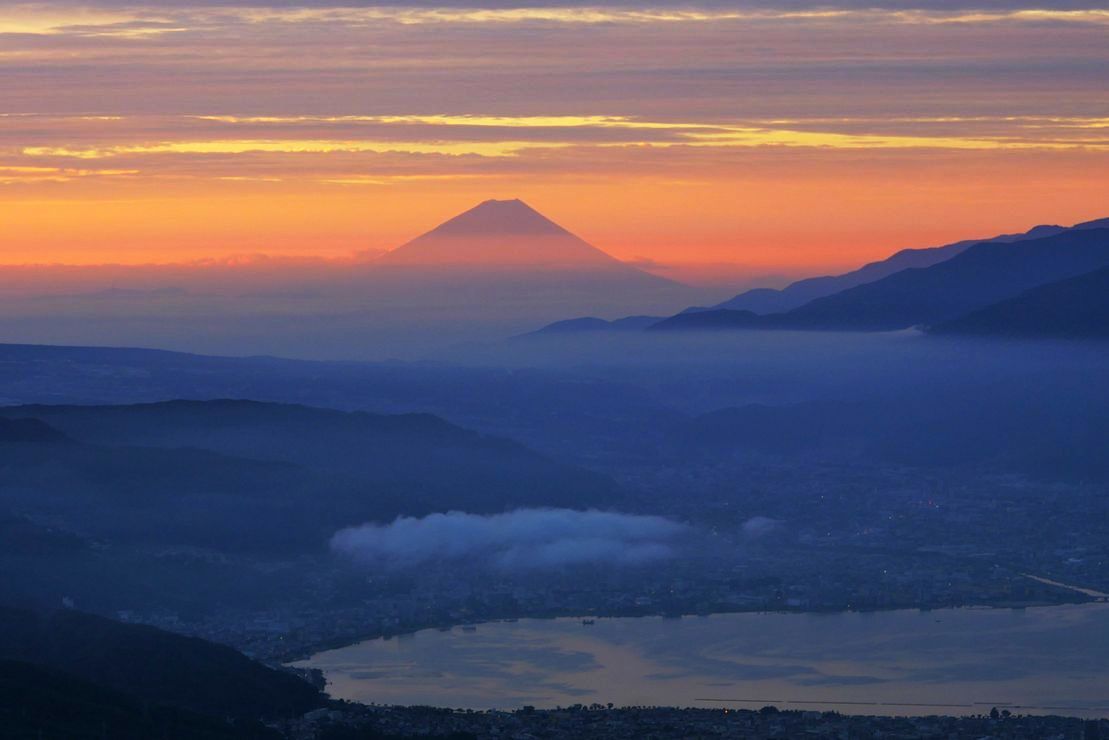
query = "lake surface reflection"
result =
(295, 604, 1109, 717)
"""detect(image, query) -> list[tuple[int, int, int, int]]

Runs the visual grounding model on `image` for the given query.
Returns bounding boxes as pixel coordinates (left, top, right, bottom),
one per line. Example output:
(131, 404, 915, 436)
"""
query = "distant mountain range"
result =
(700, 217, 1109, 315)
(653, 227, 1109, 332)
(518, 314, 663, 337)
(529, 216, 1109, 339)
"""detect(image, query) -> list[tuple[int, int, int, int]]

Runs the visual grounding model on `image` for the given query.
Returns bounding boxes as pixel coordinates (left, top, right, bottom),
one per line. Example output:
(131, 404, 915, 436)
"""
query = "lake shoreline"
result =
(292, 601, 1109, 719)
(276, 582, 1097, 666)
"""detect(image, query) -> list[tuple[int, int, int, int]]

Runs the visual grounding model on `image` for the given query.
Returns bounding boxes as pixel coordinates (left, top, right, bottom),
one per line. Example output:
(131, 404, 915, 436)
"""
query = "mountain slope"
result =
(378, 198, 665, 278)
(709, 217, 1108, 314)
(931, 266, 1109, 339)
(0, 400, 620, 551)
(0, 660, 279, 740)
(648, 309, 767, 332)
(0, 416, 70, 444)
(777, 227, 1109, 330)
(362, 197, 700, 325)
(656, 228, 1109, 332)
(0, 606, 321, 720)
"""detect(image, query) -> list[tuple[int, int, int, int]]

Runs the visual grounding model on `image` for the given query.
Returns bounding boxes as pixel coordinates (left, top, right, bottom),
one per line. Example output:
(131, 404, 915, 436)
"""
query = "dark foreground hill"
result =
(931, 266, 1109, 339)
(0, 660, 284, 740)
(0, 606, 321, 721)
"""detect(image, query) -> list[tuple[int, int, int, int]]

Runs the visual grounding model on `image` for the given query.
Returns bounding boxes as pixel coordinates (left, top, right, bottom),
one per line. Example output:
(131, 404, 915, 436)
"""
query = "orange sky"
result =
(2, 4, 1108, 282)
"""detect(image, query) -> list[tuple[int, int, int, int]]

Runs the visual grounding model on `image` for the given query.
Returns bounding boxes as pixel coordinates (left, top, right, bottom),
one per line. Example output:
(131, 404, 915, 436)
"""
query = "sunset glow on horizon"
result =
(2, 2, 1108, 280)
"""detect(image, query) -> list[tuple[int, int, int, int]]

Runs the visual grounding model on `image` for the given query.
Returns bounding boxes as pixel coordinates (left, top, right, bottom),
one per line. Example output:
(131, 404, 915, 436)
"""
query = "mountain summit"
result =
(423, 199, 571, 238)
(377, 198, 646, 270)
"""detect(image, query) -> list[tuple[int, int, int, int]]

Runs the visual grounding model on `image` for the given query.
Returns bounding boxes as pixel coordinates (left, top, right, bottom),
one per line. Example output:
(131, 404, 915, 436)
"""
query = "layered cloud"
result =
(6, 112, 1107, 188)
(331, 509, 689, 570)
(0, 0, 1106, 269)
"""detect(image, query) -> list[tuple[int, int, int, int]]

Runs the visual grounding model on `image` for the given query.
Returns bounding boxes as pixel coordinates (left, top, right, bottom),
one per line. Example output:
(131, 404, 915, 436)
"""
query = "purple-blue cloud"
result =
(331, 508, 690, 570)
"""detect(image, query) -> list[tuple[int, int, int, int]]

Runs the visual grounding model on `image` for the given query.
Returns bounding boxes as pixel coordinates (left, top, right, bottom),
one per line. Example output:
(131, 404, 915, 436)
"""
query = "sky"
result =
(2, 1, 1108, 281)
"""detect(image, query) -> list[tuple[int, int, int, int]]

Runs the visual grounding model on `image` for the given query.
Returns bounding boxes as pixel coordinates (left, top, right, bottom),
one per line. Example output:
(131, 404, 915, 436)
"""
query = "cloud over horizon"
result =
(1, 0, 1106, 272)
(331, 508, 689, 570)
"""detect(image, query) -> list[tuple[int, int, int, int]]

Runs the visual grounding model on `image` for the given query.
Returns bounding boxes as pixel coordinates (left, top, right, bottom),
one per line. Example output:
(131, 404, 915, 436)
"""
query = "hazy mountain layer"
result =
(0, 199, 709, 358)
(0, 400, 618, 552)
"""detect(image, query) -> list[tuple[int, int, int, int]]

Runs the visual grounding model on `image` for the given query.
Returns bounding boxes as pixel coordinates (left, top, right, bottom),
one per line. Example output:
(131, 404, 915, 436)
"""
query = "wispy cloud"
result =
(17, 114, 1108, 170)
(22, 138, 572, 158)
(0, 164, 138, 183)
(6, 5, 1109, 36)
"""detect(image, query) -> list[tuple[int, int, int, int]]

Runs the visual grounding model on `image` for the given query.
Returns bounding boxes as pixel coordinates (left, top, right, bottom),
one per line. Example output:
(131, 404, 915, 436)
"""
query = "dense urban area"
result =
(112, 460, 1106, 664)
(282, 703, 1109, 739)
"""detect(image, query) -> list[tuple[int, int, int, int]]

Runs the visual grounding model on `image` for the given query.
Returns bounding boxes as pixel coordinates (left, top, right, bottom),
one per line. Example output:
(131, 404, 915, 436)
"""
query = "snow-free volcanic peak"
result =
(425, 199, 571, 238)
(377, 198, 664, 273)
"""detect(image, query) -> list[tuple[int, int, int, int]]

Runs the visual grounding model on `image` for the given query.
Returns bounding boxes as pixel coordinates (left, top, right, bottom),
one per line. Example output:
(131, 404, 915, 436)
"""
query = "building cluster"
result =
(281, 703, 1107, 739)
(120, 460, 1106, 668)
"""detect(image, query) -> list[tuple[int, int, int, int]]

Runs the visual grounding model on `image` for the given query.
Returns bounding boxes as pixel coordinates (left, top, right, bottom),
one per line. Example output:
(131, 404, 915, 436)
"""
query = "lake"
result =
(294, 603, 1109, 717)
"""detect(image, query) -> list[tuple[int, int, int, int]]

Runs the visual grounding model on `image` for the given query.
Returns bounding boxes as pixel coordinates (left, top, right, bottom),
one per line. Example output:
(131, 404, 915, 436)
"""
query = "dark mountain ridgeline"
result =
(532, 216, 1109, 336)
(779, 227, 1109, 330)
(931, 266, 1109, 339)
(0, 341, 669, 464)
(708, 217, 1109, 315)
(650, 228, 1109, 333)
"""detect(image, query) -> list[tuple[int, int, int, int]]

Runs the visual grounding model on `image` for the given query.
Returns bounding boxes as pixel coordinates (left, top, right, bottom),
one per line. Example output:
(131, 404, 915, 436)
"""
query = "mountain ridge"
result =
(525, 216, 1109, 338)
(700, 216, 1109, 315)
(649, 227, 1109, 332)
(782, 227, 1109, 330)
(931, 266, 1109, 339)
